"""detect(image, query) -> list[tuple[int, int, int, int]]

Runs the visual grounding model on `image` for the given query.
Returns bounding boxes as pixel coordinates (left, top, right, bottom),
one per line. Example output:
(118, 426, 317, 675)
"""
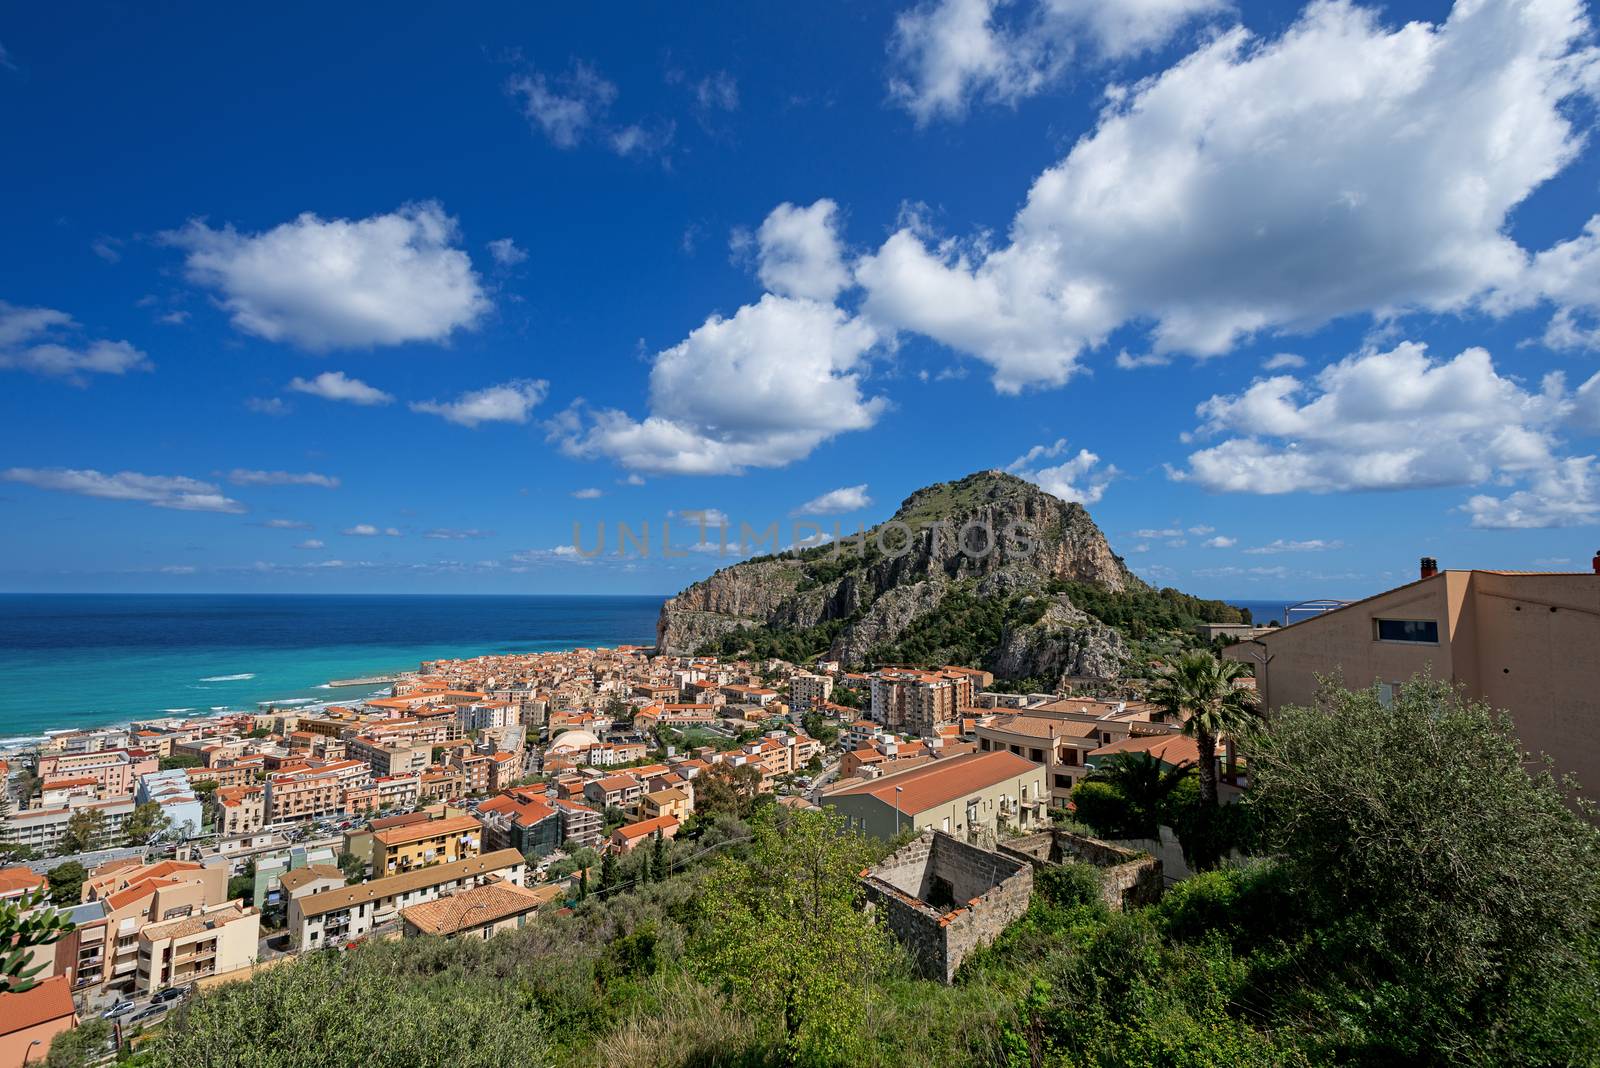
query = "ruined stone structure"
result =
(860, 830, 1033, 983)
(1000, 828, 1162, 911)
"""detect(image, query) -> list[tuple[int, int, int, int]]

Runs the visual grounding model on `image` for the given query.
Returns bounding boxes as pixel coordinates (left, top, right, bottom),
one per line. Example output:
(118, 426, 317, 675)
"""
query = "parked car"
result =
(101, 999, 136, 1019)
(151, 984, 192, 1005)
(128, 1005, 168, 1025)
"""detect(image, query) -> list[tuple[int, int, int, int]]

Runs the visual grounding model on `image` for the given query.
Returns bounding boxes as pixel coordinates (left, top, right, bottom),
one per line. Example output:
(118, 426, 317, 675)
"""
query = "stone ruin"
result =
(998, 828, 1163, 912)
(860, 828, 1165, 983)
(860, 830, 1033, 983)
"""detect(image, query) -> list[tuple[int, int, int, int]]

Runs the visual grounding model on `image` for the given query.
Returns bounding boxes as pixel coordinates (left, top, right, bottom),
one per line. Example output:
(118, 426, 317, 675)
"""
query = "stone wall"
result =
(861, 831, 1034, 983)
(999, 828, 1162, 912)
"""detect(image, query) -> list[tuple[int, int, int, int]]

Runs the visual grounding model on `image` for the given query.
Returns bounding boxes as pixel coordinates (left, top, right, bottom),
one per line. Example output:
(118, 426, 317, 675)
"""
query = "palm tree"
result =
(1086, 752, 1193, 837)
(1148, 651, 1258, 806)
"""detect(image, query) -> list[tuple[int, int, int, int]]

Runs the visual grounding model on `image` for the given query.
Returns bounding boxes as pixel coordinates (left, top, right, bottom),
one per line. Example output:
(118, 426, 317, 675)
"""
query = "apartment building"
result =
(372, 814, 483, 876)
(342, 773, 421, 815)
(554, 799, 603, 848)
(81, 859, 230, 988)
(1226, 559, 1600, 793)
(185, 758, 262, 790)
(640, 788, 691, 821)
(211, 785, 266, 836)
(419, 766, 467, 802)
(136, 901, 261, 992)
(455, 700, 519, 733)
(263, 768, 345, 823)
(347, 735, 433, 777)
(870, 668, 980, 735)
(4, 796, 135, 854)
(584, 774, 644, 810)
(135, 769, 204, 837)
(36, 749, 157, 796)
(475, 793, 563, 857)
(789, 672, 834, 714)
(449, 752, 493, 795)
(824, 750, 1047, 841)
(289, 848, 526, 948)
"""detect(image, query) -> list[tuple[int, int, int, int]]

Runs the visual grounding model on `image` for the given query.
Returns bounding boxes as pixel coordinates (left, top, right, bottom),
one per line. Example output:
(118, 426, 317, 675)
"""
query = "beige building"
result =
(824, 750, 1047, 841)
(277, 864, 346, 904)
(347, 736, 433, 778)
(869, 668, 987, 735)
(136, 901, 261, 992)
(1227, 561, 1600, 794)
(372, 814, 483, 876)
(789, 672, 834, 714)
(212, 784, 266, 836)
(289, 848, 526, 948)
(263, 768, 345, 823)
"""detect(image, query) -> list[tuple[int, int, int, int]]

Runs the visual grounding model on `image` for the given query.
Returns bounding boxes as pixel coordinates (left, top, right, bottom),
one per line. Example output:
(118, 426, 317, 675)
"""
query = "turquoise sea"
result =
(0, 594, 662, 744)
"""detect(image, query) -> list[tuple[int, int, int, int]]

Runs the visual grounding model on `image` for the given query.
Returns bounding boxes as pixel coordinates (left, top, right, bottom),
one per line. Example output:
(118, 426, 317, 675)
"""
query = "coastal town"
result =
(0, 629, 1204, 1053)
(3, 555, 1596, 1063)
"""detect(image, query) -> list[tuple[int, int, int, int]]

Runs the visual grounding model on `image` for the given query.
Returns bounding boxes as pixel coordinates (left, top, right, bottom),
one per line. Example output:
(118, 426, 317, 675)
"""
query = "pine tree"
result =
(651, 828, 668, 881)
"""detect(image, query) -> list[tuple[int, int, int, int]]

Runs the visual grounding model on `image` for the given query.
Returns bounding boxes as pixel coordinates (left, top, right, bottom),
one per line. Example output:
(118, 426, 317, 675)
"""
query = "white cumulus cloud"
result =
(0, 301, 152, 383)
(227, 469, 340, 488)
(554, 294, 884, 475)
(288, 370, 395, 406)
(1243, 538, 1344, 554)
(411, 379, 549, 427)
(888, 0, 1227, 124)
(863, 0, 1600, 390)
(1007, 438, 1119, 504)
(792, 484, 873, 515)
(167, 201, 489, 350)
(753, 200, 852, 303)
(2, 467, 244, 513)
(487, 238, 528, 266)
(1176, 340, 1600, 529)
(342, 524, 402, 537)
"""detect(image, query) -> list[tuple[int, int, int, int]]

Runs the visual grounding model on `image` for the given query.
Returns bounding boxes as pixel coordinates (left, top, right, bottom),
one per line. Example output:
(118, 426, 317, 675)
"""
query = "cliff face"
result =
(656, 470, 1140, 684)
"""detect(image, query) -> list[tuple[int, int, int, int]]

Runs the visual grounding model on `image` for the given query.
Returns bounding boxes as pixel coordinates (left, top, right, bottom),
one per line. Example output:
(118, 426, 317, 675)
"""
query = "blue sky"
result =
(3, 0, 1600, 599)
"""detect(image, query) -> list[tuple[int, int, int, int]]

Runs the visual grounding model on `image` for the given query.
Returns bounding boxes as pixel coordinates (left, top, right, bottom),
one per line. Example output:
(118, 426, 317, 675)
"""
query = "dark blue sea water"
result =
(0, 594, 662, 743)
(1227, 600, 1302, 626)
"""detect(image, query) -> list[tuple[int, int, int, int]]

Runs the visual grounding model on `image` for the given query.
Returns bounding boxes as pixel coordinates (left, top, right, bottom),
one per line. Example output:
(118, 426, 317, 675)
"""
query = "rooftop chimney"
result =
(1420, 556, 1438, 580)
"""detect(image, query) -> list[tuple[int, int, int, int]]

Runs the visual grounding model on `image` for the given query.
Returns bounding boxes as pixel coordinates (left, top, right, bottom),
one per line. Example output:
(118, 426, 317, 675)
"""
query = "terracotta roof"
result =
(0, 866, 45, 897)
(1090, 734, 1201, 766)
(372, 814, 481, 847)
(400, 880, 560, 935)
(0, 975, 75, 1035)
(826, 750, 1042, 814)
(982, 714, 1100, 740)
(613, 815, 680, 841)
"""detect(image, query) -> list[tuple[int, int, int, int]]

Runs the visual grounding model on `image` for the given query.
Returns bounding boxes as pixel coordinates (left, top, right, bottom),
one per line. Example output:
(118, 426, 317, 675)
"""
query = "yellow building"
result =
(1227, 562, 1600, 794)
(372, 814, 483, 876)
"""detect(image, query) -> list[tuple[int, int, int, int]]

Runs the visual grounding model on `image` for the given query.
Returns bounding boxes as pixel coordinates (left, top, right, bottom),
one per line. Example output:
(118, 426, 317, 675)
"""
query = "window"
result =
(1374, 619, 1439, 644)
(1054, 774, 1072, 789)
